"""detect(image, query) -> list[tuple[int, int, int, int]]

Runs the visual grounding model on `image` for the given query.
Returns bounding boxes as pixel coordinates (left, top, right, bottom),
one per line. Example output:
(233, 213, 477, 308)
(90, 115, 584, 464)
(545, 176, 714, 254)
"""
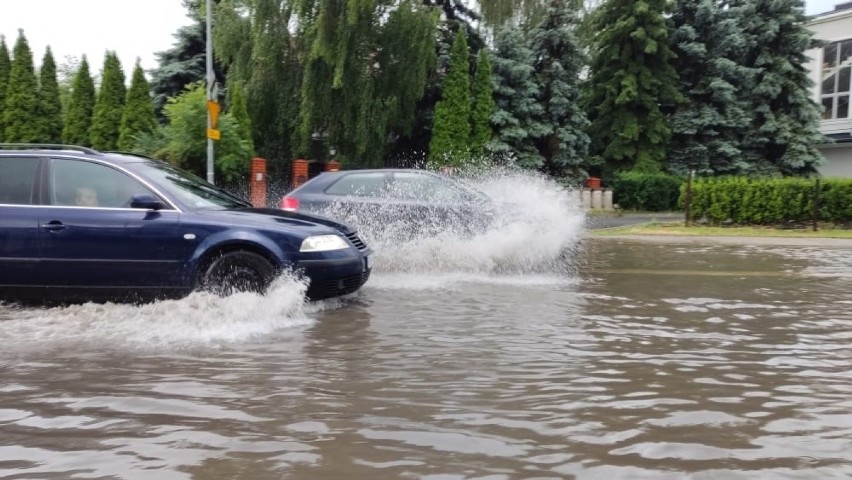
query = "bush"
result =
(681, 177, 852, 225)
(612, 172, 683, 211)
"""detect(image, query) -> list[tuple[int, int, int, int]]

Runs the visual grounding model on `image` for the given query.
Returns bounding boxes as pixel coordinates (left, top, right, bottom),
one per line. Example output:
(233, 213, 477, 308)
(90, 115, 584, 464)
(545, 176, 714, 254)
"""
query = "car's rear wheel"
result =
(199, 251, 276, 296)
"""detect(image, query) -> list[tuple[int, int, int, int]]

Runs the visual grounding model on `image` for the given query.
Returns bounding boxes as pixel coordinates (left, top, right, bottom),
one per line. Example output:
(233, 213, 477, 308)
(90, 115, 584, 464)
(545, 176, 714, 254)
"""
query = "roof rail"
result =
(0, 143, 101, 155)
(103, 150, 155, 160)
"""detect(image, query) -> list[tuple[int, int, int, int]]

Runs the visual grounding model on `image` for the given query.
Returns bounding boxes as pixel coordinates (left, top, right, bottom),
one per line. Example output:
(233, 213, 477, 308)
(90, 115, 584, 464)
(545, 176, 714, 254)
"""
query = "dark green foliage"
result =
(470, 49, 494, 155)
(118, 61, 157, 151)
(215, 0, 301, 178)
(585, 0, 681, 174)
(150, 0, 226, 120)
(732, 0, 825, 175)
(668, 0, 750, 175)
(819, 180, 852, 223)
(528, 0, 590, 180)
(36, 47, 63, 143)
(612, 172, 683, 211)
(3, 31, 40, 142)
(296, 0, 437, 166)
(63, 57, 95, 146)
(0, 36, 11, 141)
(158, 83, 253, 183)
(488, 24, 546, 168)
(90, 52, 126, 150)
(429, 30, 471, 166)
(681, 177, 852, 225)
(226, 80, 254, 156)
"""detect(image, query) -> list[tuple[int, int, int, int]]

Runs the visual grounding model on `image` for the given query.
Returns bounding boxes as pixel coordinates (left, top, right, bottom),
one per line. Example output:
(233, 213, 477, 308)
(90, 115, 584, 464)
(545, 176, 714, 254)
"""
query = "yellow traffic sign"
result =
(207, 100, 220, 129)
(207, 128, 221, 140)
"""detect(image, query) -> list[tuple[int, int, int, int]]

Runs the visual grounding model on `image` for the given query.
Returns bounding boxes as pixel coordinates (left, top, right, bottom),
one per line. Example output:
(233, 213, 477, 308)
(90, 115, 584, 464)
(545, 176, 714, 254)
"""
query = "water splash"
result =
(0, 273, 313, 352)
(327, 168, 586, 276)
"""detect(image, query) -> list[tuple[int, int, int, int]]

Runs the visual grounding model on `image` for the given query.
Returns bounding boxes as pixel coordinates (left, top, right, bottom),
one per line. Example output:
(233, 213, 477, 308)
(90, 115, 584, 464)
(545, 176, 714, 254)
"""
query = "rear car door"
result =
(304, 172, 391, 223)
(0, 156, 42, 288)
(38, 157, 190, 289)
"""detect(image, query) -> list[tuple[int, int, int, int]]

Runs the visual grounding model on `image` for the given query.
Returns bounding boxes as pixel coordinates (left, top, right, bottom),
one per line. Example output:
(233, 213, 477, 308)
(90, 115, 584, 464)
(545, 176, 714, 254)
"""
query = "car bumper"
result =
(296, 254, 371, 300)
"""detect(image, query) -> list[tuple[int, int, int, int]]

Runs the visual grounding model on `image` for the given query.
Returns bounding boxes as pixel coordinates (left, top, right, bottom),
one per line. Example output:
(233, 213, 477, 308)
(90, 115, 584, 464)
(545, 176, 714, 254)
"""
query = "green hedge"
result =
(680, 177, 852, 225)
(612, 172, 683, 211)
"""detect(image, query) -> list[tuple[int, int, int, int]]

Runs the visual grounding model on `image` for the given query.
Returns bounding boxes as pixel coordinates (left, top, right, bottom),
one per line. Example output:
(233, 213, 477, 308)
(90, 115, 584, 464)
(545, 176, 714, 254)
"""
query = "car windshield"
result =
(136, 161, 252, 209)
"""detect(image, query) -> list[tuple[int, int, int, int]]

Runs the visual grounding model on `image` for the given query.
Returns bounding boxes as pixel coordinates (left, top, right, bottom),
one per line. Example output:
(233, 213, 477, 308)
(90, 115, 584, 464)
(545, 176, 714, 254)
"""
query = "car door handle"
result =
(41, 221, 66, 231)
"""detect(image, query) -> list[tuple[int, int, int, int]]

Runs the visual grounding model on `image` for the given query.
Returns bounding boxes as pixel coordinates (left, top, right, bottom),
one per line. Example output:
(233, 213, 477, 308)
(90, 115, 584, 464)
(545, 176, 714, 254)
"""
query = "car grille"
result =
(345, 232, 368, 251)
(307, 269, 371, 300)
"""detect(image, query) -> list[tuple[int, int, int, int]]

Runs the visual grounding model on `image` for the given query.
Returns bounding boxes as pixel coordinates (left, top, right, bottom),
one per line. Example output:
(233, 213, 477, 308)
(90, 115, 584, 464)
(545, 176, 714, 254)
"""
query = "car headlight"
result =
(299, 235, 350, 252)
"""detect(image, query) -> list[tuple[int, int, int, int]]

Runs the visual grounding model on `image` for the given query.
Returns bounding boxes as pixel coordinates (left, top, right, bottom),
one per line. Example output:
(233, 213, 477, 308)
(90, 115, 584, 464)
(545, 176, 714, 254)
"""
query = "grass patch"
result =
(591, 222, 852, 239)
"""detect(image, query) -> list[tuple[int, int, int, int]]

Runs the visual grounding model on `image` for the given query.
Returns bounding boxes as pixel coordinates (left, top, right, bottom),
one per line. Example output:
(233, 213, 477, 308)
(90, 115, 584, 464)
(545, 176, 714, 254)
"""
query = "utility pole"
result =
(205, 0, 215, 184)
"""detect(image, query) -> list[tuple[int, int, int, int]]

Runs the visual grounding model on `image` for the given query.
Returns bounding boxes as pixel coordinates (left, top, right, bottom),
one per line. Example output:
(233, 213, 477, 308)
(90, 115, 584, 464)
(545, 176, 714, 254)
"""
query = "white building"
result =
(806, 2, 852, 177)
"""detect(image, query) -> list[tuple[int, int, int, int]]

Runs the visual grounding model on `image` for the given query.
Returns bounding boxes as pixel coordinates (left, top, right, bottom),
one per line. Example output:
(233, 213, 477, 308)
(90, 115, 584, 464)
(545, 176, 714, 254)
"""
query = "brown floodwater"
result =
(1, 237, 850, 480)
(1, 174, 851, 479)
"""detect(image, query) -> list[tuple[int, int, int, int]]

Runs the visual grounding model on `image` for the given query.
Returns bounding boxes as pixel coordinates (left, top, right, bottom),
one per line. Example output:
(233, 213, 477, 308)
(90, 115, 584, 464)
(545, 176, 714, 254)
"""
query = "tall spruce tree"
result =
(0, 36, 10, 142)
(3, 30, 40, 143)
(429, 30, 472, 166)
(529, 0, 590, 179)
(118, 61, 157, 151)
(733, 0, 825, 175)
(63, 56, 95, 146)
(585, 0, 681, 174)
(471, 49, 495, 155)
(36, 47, 63, 143)
(488, 24, 546, 168)
(668, 0, 751, 175)
(90, 52, 126, 150)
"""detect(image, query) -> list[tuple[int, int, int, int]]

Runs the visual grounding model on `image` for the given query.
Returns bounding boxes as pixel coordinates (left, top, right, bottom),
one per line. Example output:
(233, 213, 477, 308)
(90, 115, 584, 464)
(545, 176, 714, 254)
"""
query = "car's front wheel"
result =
(199, 251, 276, 296)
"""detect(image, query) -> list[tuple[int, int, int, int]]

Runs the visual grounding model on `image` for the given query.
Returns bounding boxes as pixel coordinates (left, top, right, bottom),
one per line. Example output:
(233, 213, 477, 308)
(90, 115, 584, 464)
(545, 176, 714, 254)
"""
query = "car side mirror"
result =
(130, 194, 166, 210)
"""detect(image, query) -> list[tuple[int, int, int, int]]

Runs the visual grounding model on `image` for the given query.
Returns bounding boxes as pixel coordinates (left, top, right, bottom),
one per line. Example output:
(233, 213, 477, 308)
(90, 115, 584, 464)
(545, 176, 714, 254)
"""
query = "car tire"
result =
(199, 251, 276, 296)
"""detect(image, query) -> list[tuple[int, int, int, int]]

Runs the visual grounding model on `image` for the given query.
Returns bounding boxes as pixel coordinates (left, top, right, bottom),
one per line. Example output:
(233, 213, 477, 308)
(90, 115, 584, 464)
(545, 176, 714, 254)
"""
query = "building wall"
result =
(818, 145, 852, 177)
(806, 6, 852, 177)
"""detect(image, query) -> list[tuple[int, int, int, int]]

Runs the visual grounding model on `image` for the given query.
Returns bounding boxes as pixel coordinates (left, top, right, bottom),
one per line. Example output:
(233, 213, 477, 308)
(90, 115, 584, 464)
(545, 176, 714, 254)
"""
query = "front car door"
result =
(0, 156, 43, 290)
(38, 157, 190, 293)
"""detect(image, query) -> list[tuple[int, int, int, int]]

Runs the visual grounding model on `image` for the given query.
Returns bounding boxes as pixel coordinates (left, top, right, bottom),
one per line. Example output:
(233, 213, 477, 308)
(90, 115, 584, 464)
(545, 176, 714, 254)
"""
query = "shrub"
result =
(681, 177, 852, 225)
(612, 172, 683, 211)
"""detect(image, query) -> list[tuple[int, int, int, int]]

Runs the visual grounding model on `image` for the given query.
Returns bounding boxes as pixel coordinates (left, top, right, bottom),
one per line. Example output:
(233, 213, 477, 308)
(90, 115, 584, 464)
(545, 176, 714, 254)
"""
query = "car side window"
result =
(389, 172, 463, 202)
(0, 157, 39, 205)
(325, 173, 387, 197)
(49, 158, 160, 208)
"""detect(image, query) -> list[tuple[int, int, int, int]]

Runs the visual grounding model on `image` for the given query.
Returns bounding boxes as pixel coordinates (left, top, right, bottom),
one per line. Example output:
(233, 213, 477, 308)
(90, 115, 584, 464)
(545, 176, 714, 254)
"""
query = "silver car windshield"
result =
(137, 161, 252, 209)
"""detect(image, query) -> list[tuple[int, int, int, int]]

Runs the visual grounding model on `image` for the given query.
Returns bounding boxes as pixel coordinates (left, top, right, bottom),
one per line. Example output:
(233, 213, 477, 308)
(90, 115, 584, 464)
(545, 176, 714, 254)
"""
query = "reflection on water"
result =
(2, 177, 852, 478)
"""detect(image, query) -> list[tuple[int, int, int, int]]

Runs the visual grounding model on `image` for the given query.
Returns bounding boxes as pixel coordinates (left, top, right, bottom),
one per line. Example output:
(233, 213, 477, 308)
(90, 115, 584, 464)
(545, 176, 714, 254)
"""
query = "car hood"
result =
(211, 207, 357, 235)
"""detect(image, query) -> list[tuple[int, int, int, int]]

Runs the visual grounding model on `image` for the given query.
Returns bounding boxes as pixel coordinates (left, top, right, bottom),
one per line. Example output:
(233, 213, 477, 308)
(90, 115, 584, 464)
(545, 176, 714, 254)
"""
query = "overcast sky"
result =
(0, 0, 845, 79)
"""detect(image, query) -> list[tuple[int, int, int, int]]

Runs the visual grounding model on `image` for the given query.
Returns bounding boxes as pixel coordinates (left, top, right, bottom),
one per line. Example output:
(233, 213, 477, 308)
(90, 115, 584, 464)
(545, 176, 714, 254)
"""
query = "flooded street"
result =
(1, 174, 851, 479)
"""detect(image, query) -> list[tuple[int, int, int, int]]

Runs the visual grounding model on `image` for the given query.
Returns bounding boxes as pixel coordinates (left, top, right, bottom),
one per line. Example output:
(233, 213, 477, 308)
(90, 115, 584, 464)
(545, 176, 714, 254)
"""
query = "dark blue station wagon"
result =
(0, 144, 371, 303)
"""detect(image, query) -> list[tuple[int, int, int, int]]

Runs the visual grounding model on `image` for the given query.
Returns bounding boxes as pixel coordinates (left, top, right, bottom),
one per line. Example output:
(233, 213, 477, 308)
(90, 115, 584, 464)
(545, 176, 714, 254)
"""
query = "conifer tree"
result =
(668, 0, 751, 175)
(63, 56, 95, 146)
(0, 36, 11, 142)
(429, 30, 472, 166)
(90, 52, 126, 150)
(471, 49, 495, 155)
(529, 0, 590, 179)
(585, 0, 681, 173)
(489, 25, 546, 168)
(36, 47, 63, 143)
(733, 0, 824, 175)
(118, 60, 157, 151)
(3, 30, 40, 142)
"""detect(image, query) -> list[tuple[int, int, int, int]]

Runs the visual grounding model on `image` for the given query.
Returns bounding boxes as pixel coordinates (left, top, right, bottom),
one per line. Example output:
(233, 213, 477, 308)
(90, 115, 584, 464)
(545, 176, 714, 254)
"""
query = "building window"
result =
(821, 39, 852, 120)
